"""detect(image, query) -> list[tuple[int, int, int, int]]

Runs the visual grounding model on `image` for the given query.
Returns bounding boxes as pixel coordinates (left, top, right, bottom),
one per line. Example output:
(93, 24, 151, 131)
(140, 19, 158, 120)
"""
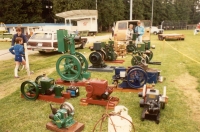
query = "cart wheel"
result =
(56, 55, 81, 81)
(127, 68, 147, 88)
(21, 81, 39, 100)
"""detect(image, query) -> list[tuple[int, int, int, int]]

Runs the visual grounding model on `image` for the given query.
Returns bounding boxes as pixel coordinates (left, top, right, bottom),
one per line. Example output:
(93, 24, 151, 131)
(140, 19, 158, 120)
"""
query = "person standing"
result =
(112, 26, 114, 37)
(9, 37, 26, 78)
(11, 27, 28, 47)
(126, 24, 134, 40)
(134, 21, 145, 46)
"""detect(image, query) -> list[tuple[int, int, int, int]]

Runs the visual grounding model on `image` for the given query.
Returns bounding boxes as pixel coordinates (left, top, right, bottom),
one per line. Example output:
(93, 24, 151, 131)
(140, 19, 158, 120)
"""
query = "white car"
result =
(27, 31, 87, 53)
(150, 26, 164, 34)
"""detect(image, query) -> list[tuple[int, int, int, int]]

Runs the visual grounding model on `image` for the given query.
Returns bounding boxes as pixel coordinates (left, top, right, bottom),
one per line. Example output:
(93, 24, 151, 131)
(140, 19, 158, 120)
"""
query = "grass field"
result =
(0, 41, 11, 50)
(0, 30, 200, 132)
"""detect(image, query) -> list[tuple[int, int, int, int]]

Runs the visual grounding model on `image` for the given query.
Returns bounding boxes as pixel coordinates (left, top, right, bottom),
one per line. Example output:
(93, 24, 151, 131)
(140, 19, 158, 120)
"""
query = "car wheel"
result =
(39, 51, 46, 54)
(153, 31, 157, 35)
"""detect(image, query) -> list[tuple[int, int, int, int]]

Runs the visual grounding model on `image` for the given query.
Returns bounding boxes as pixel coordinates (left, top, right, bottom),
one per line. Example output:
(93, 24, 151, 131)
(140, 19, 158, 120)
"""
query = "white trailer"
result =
(56, 10, 98, 35)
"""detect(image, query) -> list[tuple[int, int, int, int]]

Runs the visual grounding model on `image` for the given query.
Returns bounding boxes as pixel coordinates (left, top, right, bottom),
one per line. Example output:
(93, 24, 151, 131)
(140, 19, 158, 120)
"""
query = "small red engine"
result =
(80, 79, 119, 109)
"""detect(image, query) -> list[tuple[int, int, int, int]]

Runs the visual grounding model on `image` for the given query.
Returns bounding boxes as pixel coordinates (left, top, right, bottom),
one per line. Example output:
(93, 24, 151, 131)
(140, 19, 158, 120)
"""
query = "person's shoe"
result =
(14, 76, 20, 78)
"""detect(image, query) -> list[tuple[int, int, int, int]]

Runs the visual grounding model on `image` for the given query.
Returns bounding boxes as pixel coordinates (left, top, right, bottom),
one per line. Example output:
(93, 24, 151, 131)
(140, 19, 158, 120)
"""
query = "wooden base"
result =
(56, 78, 88, 87)
(112, 86, 152, 93)
(80, 97, 119, 109)
(105, 59, 125, 64)
(46, 122, 84, 132)
(21, 92, 70, 103)
(158, 34, 185, 41)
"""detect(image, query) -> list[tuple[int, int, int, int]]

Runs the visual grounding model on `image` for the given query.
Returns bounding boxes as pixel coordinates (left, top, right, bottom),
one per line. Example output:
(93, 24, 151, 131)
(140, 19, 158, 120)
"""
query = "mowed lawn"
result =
(0, 30, 200, 132)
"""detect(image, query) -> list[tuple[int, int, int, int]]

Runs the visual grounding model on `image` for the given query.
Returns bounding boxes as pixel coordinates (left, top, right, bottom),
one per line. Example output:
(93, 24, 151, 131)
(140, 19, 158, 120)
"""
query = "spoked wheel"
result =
(146, 50, 153, 61)
(127, 65, 144, 73)
(131, 55, 144, 66)
(56, 55, 81, 81)
(21, 81, 39, 100)
(127, 68, 147, 88)
(126, 44, 136, 53)
(75, 52, 88, 72)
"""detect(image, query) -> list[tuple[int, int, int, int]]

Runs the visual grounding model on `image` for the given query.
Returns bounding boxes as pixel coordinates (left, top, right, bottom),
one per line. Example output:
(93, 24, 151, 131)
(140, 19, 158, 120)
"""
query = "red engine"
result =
(80, 79, 119, 109)
(85, 79, 113, 99)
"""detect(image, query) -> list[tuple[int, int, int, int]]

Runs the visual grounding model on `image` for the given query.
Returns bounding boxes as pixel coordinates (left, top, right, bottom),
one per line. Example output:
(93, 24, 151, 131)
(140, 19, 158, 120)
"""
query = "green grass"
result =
(0, 30, 200, 132)
(0, 41, 11, 50)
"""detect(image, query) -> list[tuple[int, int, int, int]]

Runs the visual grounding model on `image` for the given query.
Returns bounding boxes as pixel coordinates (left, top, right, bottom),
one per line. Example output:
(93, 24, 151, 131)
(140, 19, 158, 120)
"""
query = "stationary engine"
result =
(138, 85, 168, 124)
(49, 102, 75, 128)
(80, 79, 119, 109)
(89, 42, 106, 68)
(21, 74, 64, 100)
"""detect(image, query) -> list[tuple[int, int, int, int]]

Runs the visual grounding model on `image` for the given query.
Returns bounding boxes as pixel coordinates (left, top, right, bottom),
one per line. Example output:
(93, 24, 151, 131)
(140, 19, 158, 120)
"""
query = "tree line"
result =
(0, 0, 200, 31)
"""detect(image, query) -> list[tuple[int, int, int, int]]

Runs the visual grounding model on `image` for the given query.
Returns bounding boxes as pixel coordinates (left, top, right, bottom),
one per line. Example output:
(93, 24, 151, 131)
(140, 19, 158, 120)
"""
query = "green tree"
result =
(0, 0, 44, 23)
(98, 0, 125, 32)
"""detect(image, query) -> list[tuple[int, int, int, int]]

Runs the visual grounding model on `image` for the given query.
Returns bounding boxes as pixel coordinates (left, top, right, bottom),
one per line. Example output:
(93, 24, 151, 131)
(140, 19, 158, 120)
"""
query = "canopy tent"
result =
(55, 10, 98, 32)
(56, 10, 98, 20)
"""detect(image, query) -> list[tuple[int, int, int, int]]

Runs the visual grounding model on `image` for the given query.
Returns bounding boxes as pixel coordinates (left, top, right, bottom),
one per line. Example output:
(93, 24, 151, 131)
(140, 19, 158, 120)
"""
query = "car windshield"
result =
(31, 33, 52, 40)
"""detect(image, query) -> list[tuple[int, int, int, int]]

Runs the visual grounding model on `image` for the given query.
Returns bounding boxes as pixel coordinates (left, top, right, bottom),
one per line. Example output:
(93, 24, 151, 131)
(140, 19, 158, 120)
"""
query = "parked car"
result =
(27, 31, 87, 53)
(149, 26, 164, 34)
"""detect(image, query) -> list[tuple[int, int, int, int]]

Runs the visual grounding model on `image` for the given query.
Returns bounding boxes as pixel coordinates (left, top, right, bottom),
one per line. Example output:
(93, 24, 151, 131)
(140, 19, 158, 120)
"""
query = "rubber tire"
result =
(39, 51, 46, 54)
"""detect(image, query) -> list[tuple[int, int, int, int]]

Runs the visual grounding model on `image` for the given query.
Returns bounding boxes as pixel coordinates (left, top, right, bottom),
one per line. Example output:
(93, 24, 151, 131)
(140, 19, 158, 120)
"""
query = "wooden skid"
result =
(21, 92, 70, 103)
(158, 34, 185, 41)
(55, 78, 88, 86)
(105, 59, 125, 64)
(113, 86, 152, 93)
(80, 97, 119, 109)
(46, 122, 84, 132)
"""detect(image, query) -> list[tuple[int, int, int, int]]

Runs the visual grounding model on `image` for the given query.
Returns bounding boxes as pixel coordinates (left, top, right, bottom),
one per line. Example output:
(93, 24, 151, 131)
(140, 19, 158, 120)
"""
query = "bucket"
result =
(108, 105, 132, 132)
(146, 69, 159, 84)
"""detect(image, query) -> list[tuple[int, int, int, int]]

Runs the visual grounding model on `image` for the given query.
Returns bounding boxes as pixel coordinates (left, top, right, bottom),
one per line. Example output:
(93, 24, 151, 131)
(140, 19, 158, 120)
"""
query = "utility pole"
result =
(96, 0, 97, 10)
(151, 0, 154, 27)
(130, 0, 133, 20)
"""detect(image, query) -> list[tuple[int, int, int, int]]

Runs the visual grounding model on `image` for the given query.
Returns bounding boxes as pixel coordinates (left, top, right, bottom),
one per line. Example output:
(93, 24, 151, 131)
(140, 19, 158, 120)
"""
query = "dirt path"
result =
(0, 49, 38, 61)
(174, 73, 200, 123)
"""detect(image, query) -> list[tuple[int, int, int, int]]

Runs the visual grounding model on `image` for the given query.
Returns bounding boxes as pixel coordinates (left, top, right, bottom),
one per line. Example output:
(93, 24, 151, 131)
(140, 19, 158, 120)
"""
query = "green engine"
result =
(101, 41, 117, 61)
(21, 75, 64, 100)
(49, 102, 75, 128)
